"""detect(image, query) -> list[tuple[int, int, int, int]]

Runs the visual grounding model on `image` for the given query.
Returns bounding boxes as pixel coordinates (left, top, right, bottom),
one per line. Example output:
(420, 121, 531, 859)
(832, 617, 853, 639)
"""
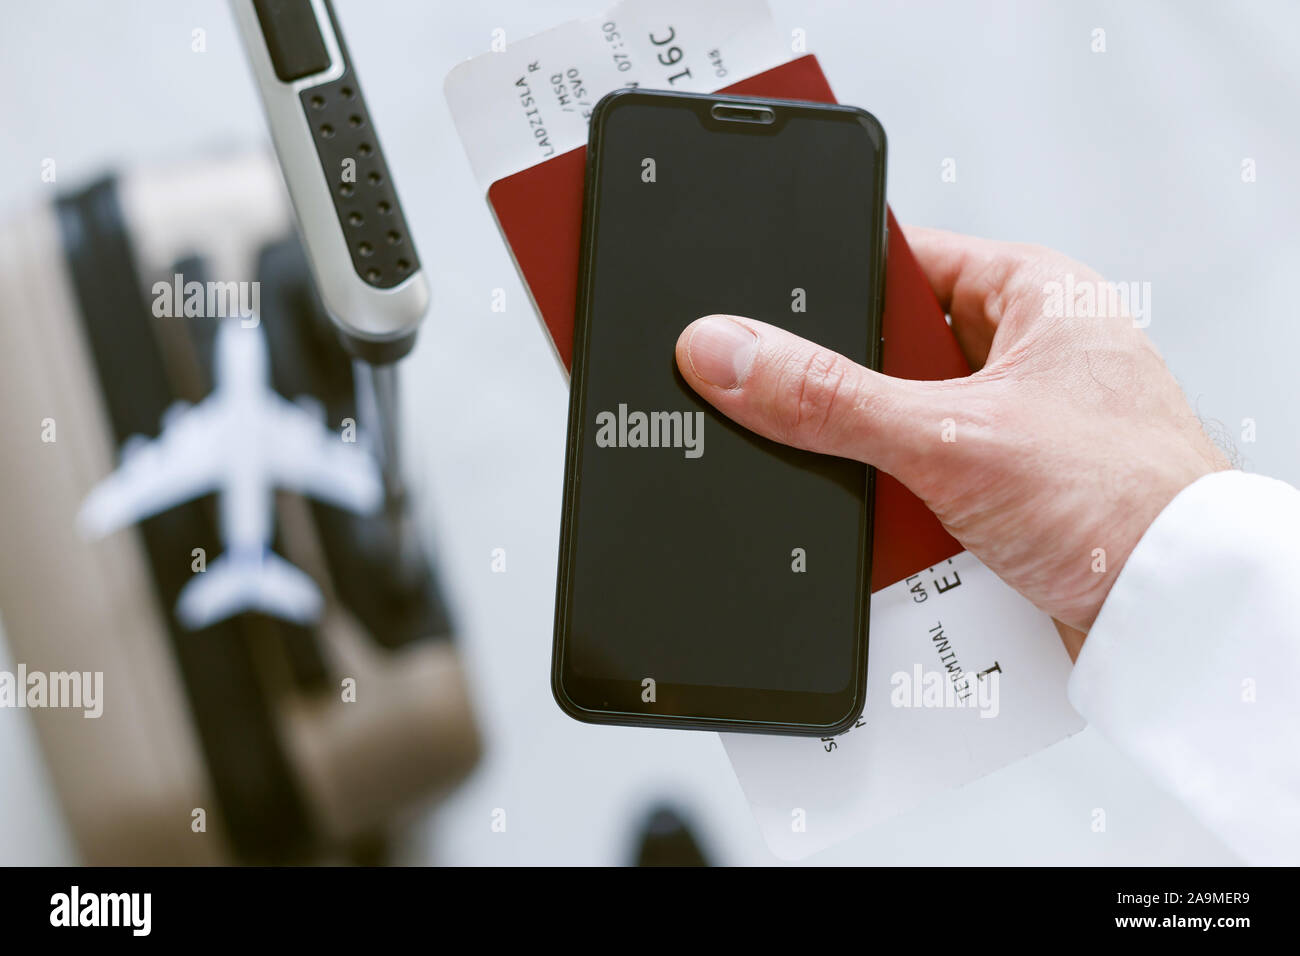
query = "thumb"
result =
(675, 314, 942, 476)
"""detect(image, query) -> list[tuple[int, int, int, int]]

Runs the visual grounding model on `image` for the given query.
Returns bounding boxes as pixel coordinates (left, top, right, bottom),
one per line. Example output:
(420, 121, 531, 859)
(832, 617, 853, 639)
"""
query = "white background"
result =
(3, 0, 1294, 865)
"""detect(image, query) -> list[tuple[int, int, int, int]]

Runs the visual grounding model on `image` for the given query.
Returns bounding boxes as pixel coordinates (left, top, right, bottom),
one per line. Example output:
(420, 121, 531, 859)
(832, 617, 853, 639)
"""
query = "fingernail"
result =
(686, 316, 758, 389)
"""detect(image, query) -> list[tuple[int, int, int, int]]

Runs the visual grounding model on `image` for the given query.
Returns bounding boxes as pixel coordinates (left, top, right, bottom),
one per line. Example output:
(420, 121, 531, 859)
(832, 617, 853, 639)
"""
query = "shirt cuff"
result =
(1068, 470, 1300, 865)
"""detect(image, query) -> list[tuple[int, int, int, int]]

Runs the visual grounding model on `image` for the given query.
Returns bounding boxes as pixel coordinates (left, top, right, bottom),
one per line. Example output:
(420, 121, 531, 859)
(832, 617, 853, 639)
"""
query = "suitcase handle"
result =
(234, 0, 429, 363)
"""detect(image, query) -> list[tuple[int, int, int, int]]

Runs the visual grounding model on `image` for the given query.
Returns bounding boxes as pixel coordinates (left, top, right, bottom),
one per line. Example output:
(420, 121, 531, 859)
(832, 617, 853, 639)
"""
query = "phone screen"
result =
(555, 91, 887, 732)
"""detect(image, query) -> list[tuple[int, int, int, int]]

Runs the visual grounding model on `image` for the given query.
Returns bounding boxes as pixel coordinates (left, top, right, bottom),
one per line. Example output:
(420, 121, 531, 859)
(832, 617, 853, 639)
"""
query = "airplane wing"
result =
(264, 395, 383, 514)
(79, 400, 226, 537)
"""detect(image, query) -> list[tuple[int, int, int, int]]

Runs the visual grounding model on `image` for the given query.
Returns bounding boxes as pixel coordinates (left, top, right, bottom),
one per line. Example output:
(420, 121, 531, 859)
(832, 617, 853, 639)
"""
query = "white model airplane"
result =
(79, 318, 383, 630)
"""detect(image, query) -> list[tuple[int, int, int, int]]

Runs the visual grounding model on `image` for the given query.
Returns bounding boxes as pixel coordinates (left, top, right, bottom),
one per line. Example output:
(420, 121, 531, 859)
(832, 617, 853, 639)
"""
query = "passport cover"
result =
(489, 54, 968, 591)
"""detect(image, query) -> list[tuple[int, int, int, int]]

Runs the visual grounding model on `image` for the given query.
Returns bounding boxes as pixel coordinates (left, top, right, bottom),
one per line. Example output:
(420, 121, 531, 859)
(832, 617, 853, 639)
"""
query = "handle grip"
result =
(235, 0, 429, 362)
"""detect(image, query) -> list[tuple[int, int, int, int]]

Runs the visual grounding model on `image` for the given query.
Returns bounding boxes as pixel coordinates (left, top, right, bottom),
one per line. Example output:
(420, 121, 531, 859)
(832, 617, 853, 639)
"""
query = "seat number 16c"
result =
(650, 27, 692, 86)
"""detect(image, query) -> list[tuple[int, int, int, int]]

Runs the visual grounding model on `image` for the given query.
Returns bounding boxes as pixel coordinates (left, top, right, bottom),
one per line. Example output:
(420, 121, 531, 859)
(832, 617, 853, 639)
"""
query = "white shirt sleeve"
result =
(1068, 470, 1300, 865)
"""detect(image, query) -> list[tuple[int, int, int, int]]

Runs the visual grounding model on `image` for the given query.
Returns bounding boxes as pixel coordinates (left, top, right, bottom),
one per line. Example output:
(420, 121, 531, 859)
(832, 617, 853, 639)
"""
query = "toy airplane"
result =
(79, 318, 382, 630)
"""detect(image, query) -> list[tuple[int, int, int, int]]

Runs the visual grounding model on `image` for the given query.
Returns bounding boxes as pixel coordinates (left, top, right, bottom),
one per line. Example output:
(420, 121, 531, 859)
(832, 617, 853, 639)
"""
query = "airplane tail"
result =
(175, 550, 323, 631)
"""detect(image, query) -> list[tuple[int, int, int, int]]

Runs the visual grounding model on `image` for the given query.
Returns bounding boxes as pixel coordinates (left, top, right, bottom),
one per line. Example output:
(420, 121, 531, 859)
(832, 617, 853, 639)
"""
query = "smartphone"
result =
(553, 89, 887, 735)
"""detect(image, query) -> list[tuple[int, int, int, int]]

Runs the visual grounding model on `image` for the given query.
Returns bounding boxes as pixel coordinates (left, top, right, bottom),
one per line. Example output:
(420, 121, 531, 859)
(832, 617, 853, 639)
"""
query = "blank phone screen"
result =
(556, 91, 886, 728)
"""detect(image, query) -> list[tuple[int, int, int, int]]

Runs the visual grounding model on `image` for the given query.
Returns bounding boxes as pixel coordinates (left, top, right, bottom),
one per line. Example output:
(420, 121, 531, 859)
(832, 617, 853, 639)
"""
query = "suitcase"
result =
(0, 153, 479, 864)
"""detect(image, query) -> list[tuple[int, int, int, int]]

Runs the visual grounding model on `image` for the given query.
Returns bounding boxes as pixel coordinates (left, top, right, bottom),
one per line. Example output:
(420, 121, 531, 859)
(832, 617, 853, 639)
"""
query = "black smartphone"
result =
(553, 89, 887, 735)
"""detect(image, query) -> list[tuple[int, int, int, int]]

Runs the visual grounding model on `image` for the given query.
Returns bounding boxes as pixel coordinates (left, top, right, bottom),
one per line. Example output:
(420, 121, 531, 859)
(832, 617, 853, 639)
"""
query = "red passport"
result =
(489, 55, 968, 591)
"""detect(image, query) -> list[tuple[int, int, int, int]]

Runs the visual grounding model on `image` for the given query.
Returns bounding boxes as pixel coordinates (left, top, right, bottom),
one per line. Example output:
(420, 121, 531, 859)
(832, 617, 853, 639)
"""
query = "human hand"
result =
(675, 226, 1229, 635)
